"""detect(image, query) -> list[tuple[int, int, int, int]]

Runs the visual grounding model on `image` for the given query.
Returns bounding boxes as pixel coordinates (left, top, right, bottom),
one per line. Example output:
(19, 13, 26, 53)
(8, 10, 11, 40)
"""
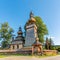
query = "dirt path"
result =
(0, 55, 60, 60)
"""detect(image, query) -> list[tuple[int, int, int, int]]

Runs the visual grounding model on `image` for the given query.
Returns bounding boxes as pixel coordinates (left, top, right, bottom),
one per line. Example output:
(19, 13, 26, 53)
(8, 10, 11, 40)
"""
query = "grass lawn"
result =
(0, 54, 59, 58)
(0, 54, 31, 58)
(33, 55, 57, 58)
(0, 55, 7, 58)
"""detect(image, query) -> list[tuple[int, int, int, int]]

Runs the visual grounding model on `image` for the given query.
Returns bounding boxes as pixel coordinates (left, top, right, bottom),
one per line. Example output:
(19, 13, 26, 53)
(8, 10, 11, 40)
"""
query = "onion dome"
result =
(32, 38, 42, 46)
(17, 27, 23, 35)
(29, 11, 36, 22)
(27, 11, 36, 25)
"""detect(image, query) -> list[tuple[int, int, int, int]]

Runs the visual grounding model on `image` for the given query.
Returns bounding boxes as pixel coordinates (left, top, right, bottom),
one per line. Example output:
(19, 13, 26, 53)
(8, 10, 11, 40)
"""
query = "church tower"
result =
(25, 12, 38, 46)
(10, 27, 24, 50)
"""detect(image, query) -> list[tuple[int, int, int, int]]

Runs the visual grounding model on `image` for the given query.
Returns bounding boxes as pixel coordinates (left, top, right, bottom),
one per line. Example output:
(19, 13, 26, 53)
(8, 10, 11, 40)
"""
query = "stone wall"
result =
(0, 49, 57, 55)
(43, 50, 57, 55)
(0, 49, 32, 55)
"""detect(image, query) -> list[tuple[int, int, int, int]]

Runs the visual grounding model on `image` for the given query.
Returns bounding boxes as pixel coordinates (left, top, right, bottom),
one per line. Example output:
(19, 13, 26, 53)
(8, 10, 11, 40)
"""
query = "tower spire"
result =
(19, 27, 22, 31)
(17, 26, 23, 36)
(30, 11, 34, 18)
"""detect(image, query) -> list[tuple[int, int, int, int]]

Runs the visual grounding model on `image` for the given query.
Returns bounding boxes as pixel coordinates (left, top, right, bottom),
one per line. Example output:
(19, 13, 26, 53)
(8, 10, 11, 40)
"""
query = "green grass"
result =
(0, 54, 59, 58)
(0, 54, 32, 58)
(32, 54, 58, 58)
(0, 55, 7, 58)
(0, 54, 32, 57)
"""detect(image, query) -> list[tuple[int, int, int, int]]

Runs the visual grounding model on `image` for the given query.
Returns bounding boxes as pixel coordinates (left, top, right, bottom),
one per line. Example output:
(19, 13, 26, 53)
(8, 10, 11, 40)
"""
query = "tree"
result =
(45, 37, 49, 49)
(57, 48, 60, 52)
(34, 16, 48, 43)
(49, 38, 54, 50)
(0, 22, 13, 48)
(2, 40, 8, 48)
(45, 37, 54, 50)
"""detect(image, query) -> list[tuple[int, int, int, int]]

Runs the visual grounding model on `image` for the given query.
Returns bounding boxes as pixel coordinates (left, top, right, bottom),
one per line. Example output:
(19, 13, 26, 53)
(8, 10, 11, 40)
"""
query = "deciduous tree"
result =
(34, 16, 48, 43)
(0, 22, 13, 48)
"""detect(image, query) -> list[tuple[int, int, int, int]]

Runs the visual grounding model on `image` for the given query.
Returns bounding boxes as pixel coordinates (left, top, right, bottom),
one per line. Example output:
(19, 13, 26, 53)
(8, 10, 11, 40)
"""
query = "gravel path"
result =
(0, 55, 60, 60)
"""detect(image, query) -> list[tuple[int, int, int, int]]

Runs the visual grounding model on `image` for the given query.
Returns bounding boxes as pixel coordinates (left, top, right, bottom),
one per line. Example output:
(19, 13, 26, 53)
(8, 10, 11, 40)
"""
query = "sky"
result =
(0, 0, 60, 45)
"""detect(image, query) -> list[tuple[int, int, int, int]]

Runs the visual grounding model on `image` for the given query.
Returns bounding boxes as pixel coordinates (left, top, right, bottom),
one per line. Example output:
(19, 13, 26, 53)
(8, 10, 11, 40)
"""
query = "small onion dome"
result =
(32, 38, 42, 46)
(26, 11, 36, 25)
(32, 41, 42, 46)
(29, 11, 36, 23)
(17, 27, 23, 34)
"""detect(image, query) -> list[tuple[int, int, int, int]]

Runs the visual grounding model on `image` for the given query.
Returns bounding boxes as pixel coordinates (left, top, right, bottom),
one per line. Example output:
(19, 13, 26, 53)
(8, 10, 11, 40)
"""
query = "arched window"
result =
(17, 45, 19, 49)
(13, 45, 14, 49)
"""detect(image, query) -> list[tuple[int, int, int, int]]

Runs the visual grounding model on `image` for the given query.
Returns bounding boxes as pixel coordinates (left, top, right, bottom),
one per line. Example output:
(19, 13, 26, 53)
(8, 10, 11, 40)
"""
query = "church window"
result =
(17, 45, 19, 49)
(13, 45, 14, 49)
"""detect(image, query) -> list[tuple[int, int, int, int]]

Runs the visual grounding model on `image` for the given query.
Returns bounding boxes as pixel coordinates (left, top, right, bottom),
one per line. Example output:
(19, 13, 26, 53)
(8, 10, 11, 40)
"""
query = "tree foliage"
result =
(34, 16, 48, 43)
(57, 48, 60, 52)
(49, 38, 54, 50)
(45, 37, 49, 49)
(45, 37, 54, 50)
(0, 22, 13, 48)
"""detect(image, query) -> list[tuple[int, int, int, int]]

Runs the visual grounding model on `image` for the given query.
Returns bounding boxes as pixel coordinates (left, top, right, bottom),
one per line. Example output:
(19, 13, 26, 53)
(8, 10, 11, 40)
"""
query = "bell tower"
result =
(25, 12, 38, 46)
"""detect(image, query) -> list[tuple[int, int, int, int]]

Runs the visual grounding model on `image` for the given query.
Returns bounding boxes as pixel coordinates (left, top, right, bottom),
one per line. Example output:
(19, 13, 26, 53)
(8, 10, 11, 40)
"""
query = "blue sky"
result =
(0, 0, 60, 45)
